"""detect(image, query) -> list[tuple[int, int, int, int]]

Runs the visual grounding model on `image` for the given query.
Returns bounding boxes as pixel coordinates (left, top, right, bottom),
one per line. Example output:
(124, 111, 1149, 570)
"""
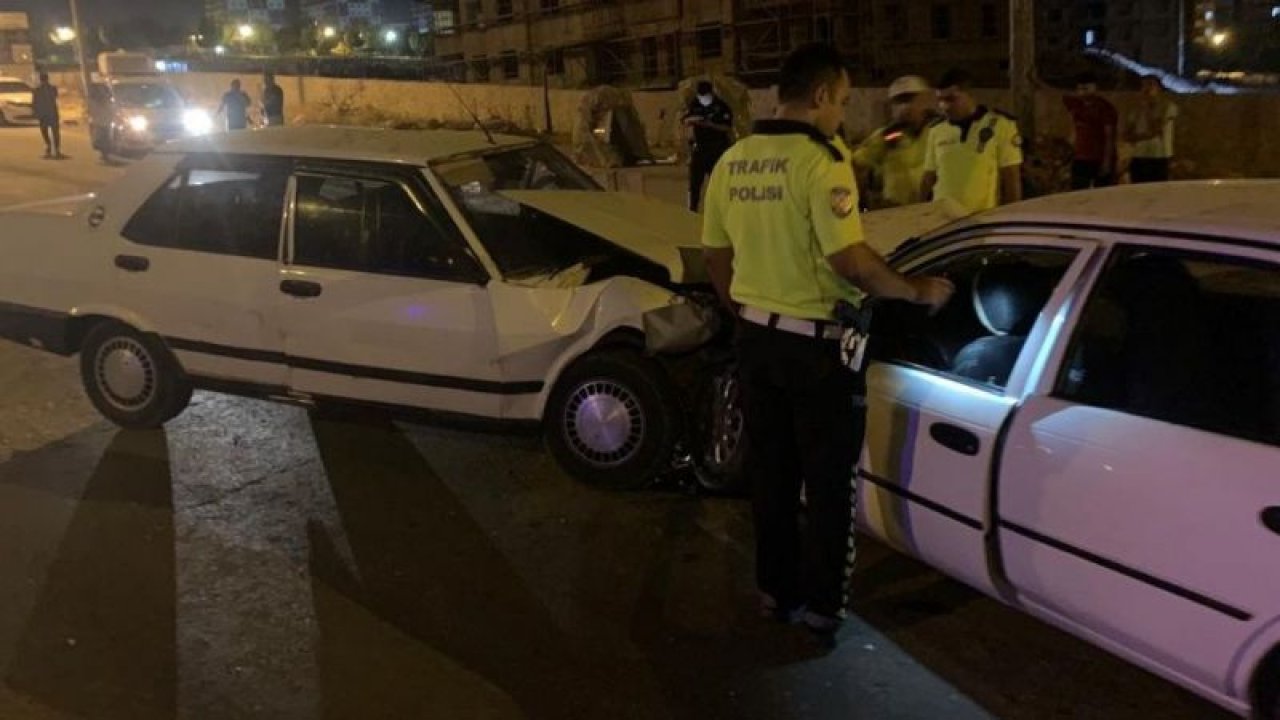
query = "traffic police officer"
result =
(701, 43, 953, 643)
(921, 68, 1023, 213)
(682, 80, 734, 211)
(852, 75, 936, 208)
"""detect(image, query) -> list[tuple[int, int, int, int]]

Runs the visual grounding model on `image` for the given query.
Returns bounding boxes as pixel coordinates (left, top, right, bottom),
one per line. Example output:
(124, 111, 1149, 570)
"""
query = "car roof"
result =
(945, 180, 1280, 247)
(160, 126, 536, 166)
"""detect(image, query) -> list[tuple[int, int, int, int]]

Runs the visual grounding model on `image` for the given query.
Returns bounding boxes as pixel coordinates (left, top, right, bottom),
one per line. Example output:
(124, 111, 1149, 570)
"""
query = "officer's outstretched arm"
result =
(828, 245, 953, 312)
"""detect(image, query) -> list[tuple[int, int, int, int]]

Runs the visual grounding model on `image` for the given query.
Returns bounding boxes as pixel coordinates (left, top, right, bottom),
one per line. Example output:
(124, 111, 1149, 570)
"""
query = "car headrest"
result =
(972, 261, 1055, 336)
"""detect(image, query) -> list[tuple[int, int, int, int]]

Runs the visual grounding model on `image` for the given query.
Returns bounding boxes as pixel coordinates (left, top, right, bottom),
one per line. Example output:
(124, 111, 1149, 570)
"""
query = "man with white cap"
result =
(851, 75, 937, 208)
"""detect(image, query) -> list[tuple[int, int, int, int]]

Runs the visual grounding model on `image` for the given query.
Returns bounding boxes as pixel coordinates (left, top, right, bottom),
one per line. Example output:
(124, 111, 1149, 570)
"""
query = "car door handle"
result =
(1262, 507, 1280, 535)
(929, 422, 981, 457)
(114, 254, 149, 272)
(280, 279, 323, 298)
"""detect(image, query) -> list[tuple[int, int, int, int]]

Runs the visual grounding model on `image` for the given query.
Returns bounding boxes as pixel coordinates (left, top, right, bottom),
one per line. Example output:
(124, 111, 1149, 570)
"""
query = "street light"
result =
(215, 45, 226, 55)
(1211, 31, 1230, 48)
(384, 29, 398, 45)
(238, 24, 255, 40)
(52, 26, 76, 44)
(322, 26, 337, 39)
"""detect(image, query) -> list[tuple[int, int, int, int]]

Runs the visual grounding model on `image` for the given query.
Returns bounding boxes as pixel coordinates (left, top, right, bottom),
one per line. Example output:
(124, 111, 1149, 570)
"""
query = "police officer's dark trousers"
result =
(735, 319, 866, 618)
(689, 144, 728, 211)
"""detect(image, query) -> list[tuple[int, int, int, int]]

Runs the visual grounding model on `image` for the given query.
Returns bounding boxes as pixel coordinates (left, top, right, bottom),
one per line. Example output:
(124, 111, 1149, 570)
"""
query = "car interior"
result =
(870, 248, 1075, 388)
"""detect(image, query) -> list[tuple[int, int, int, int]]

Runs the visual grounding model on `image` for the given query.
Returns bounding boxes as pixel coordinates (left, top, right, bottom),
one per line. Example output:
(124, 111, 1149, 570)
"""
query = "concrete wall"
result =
(45, 70, 1280, 179)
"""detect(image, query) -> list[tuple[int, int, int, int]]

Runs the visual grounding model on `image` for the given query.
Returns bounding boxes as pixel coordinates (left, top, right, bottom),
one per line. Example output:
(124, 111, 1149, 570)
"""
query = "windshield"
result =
(112, 83, 185, 109)
(432, 144, 603, 279)
(0, 82, 29, 95)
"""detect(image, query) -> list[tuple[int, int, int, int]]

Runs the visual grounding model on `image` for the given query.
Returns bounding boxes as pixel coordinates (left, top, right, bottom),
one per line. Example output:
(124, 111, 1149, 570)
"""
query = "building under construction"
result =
(432, 0, 1014, 88)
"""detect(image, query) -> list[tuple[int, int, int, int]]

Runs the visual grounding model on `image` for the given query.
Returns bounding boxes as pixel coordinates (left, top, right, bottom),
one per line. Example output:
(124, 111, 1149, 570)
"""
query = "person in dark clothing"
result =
(262, 71, 285, 127)
(1062, 71, 1118, 189)
(32, 73, 63, 159)
(217, 79, 252, 131)
(682, 80, 734, 212)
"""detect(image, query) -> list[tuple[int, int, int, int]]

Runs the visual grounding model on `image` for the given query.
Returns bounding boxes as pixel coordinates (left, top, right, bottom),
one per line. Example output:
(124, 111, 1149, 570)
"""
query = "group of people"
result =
(685, 67, 1179, 214)
(694, 45, 1181, 649)
(217, 72, 287, 131)
(26, 70, 288, 162)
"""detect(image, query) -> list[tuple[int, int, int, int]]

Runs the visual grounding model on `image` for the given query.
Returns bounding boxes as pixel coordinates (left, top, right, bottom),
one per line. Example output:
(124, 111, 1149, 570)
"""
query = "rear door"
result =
(998, 241, 1280, 695)
(859, 236, 1095, 596)
(113, 154, 290, 386)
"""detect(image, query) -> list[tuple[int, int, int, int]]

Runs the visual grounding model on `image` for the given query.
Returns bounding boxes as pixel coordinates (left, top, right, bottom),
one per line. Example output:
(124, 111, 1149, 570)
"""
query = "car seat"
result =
(951, 261, 1057, 386)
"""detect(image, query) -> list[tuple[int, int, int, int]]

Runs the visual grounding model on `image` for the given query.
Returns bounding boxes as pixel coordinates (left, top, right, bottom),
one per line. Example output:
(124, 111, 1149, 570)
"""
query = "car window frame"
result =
(882, 233, 1098, 397)
(120, 153, 292, 262)
(286, 160, 489, 285)
(1051, 238, 1280, 447)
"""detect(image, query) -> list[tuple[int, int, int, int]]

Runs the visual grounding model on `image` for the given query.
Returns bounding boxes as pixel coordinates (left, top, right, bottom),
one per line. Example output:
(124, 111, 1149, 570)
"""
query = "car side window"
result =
(1057, 246, 1280, 447)
(122, 162, 287, 260)
(293, 173, 482, 281)
(870, 246, 1078, 389)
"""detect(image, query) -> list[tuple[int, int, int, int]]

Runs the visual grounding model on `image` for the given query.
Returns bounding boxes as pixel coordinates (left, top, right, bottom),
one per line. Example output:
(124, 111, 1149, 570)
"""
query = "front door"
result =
(860, 237, 1092, 596)
(280, 164, 509, 418)
(998, 242, 1280, 694)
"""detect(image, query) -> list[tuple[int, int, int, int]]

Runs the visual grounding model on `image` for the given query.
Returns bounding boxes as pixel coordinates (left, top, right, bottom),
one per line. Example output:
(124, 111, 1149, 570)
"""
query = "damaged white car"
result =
(0, 127, 738, 488)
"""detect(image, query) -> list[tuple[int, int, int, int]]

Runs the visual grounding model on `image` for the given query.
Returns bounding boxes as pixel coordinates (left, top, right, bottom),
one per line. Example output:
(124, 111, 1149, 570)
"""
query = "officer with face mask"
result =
(682, 80, 734, 211)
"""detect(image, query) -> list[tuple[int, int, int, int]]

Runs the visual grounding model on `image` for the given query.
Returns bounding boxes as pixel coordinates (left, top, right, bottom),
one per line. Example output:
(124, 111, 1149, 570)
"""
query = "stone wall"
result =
(45, 70, 1280, 179)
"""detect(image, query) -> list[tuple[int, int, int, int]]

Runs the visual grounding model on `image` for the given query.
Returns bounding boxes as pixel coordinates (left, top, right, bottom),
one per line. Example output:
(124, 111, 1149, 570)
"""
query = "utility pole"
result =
(68, 0, 91, 98)
(1009, 0, 1036, 144)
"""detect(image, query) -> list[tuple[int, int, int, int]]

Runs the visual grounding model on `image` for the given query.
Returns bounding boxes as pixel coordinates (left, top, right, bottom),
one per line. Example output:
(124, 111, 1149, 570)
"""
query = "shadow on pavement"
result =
(304, 413, 815, 720)
(4, 429, 177, 720)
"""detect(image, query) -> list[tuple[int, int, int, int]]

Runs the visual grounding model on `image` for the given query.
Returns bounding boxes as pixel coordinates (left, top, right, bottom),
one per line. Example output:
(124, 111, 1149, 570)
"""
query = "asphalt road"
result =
(0, 125, 1237, 720)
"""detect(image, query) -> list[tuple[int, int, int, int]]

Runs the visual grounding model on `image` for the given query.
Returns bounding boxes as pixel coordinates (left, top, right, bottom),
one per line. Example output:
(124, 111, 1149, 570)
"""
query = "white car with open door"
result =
(0, 126, 742, 490)
(858, 181, 1280, 719)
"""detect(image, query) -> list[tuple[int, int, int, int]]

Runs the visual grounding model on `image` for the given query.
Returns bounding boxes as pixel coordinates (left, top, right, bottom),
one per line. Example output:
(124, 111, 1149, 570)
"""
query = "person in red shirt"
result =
(1062, 72, 1118, 190)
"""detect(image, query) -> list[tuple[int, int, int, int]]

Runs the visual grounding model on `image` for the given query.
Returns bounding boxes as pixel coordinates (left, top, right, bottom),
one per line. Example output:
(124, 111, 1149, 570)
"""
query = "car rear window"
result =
(122, 159, 288, 260)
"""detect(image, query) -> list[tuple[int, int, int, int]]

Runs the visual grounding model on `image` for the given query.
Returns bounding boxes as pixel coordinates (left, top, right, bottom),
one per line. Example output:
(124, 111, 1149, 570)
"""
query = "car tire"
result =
(545, 349, 681, 490)
(692, 362, 747, 495)
(79, 321, 192, 429)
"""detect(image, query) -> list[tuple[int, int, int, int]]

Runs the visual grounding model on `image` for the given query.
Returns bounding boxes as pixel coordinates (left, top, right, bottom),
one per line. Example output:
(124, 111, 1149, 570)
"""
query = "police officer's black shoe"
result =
(802, 610, 842, 649)
(759, 593, 805, 624)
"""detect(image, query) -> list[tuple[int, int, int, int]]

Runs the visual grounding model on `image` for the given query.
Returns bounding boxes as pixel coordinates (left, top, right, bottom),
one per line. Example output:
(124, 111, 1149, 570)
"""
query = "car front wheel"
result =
(79, 321, 192, 429)
(545, 349, 681, 490)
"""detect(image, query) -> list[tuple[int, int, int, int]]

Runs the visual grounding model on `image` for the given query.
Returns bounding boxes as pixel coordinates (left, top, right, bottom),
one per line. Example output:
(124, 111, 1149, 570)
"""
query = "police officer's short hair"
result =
(696, 80, 713, 95)
(777, 43, 848, 104)
(937, 68, 974, 91)
(1075, 71, 1099, 87)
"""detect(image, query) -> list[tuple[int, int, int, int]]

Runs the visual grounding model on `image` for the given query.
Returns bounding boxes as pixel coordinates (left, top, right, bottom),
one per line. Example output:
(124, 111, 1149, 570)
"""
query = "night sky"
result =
(14, 0, 202, 35)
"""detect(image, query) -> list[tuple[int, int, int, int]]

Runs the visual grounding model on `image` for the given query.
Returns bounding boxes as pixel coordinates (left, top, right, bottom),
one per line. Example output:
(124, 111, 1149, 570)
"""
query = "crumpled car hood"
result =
(501, 190, 706, 284)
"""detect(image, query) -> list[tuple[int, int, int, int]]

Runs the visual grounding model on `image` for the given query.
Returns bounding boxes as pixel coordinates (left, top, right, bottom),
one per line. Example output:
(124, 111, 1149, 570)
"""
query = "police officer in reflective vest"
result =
(683, 80, 734, 211)
(701, 43, 954, 643)
(852, 75, 937, 208)
(921, 68, 1023, 213)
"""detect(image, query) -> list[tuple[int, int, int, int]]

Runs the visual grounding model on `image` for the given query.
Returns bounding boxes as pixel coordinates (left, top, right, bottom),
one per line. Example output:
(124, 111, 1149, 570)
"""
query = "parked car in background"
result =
(0, 75, 33, 125)
(0, 126, 740, 489)
(858, 180, 1280, 719)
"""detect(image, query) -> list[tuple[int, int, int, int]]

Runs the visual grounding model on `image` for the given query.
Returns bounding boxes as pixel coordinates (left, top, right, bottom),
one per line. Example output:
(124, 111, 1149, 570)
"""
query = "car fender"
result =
(69, 304, 161, 336)
(490, 276, 677, 420)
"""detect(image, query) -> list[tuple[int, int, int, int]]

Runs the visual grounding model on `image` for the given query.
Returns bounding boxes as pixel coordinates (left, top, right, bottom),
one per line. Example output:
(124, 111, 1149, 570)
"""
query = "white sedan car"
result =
(0, 76, 34, 125)
(0, 127, 737, 489)
(858, 181, 1280, 719)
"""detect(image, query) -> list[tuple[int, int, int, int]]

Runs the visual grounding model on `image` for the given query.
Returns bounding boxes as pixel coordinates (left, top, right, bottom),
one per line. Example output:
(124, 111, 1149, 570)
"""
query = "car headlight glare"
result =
(183, 109, 213, 135)
(127, 115, 148, 132)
